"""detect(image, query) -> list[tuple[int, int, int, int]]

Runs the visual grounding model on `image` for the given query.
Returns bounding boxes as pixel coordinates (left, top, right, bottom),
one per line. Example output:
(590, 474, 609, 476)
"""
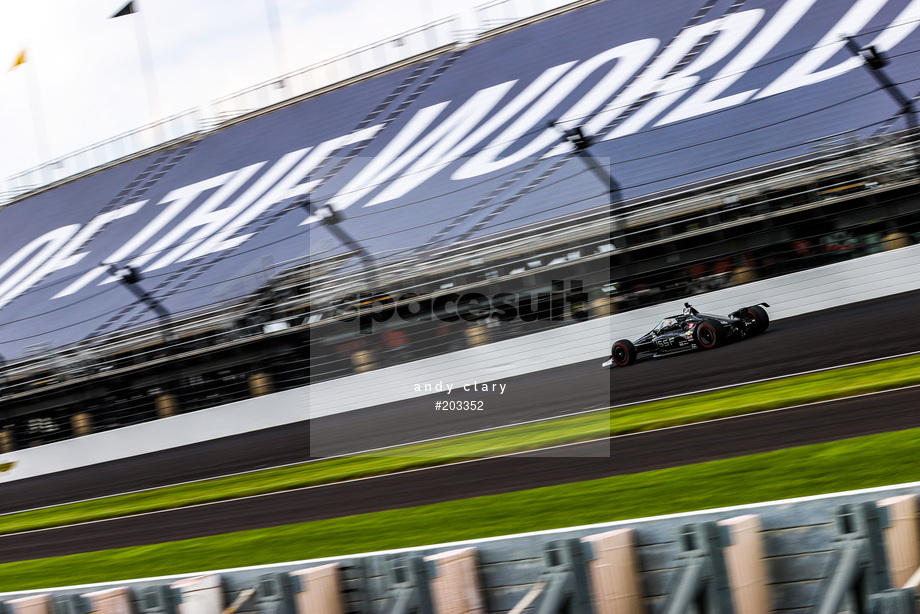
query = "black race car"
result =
(603, 302, 770, 367)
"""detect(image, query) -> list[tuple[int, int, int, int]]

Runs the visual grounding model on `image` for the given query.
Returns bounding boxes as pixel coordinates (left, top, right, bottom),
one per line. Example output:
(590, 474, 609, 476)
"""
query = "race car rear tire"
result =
(694, 319, 725, 350)
(746, 305, 770, 334)
(611, 339, 637, 366)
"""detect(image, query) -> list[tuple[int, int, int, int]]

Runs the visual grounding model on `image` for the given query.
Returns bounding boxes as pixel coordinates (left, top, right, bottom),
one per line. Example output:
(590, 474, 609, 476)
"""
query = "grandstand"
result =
(1, 0, 920, 454)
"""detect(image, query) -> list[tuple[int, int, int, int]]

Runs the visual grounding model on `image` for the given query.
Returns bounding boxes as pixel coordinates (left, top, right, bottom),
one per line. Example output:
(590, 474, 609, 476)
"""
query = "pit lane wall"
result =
(1, 243, 920, 483)
(2, 482, 920, 613)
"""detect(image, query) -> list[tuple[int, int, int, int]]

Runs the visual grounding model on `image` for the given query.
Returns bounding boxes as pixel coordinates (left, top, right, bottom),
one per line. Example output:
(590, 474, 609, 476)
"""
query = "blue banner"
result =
(1, 0, 918, 358)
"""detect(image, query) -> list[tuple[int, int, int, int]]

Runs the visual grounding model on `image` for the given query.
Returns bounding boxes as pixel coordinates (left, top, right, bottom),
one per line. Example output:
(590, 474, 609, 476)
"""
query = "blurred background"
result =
(1, 0, 920, 605)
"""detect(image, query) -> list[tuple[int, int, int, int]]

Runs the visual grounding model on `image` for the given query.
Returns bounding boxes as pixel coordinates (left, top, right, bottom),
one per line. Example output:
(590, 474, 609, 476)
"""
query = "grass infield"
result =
(1, 353, 919, 537)
(0, 426, 919, 591)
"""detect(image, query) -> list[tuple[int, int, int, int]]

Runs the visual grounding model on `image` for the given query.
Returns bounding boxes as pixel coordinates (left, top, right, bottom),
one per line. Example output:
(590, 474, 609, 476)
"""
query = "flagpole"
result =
(10, 49, 52, 182)
(264, 0, 289, 87)
(25, 61, 52, 177)
(132, 6, 163, 141)
(112, 2, 162, 142)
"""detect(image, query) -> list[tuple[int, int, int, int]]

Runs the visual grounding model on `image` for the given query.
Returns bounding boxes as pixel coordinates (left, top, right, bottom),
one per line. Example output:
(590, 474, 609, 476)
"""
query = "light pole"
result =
(298, 197, 378, 288)
(551, 121, 622, 203)
(107, 264, 172, 341)
(551, 121, 626, 250)
(843, 36, 917, 131)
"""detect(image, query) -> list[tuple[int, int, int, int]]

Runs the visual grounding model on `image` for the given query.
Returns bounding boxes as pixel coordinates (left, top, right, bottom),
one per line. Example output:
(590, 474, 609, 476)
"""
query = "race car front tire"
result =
(611, 339, 637, 366)
(694, 320, 725, 350)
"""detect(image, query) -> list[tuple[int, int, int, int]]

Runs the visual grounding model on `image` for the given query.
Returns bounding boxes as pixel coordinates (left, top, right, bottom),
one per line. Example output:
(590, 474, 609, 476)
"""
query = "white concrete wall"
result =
(2, 244, 919, 482)
(306, 242, 920, 416)
(0, 387, 308, 483)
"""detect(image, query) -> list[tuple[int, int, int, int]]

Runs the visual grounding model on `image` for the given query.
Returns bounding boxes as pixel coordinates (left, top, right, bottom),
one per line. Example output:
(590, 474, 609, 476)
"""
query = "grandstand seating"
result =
(2, 0, 920, 450)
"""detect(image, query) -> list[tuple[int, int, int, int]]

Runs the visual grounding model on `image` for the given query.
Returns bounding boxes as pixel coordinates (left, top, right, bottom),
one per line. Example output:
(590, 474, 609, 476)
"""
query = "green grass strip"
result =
(2, 352, 920, 537)
(1, 426, 920, 592)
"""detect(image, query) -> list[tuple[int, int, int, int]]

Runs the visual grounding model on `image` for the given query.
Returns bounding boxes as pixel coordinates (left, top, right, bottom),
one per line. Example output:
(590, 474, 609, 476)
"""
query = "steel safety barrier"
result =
(2, 496, 920, 613)
(528, 539, 595, 614)
(814, 503, 902, 614)
(659, 523, 733, 614)
(252, 574, 297, 614)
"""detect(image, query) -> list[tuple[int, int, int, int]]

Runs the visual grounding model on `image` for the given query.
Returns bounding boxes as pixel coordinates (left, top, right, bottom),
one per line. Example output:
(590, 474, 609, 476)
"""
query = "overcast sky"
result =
(0, 0, 544, 182)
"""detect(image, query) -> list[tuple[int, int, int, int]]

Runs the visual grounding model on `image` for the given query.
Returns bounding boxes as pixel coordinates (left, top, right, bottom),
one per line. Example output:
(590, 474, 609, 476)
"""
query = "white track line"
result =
(4, 348, 920, 517)
(6, 472, 920, 597)
(3, 380, 920, 539)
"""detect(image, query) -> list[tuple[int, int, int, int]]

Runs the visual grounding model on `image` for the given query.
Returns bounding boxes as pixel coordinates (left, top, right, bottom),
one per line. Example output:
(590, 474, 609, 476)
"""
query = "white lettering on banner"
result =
(426, 62, 575, 180)
(179, 149, 309, 260)
(660, 0, 818, 124)
(58, 126, 379, 298)
(0, 201, 144, 308)
(1, 0, 919, 312)
(196, 124, 383, 240)
(595, 11, 764, 143)
(118, 173, 233, 272)
(756, 0, 887, 98)
(326, 83, 516, 213)
(368, 83, 525, 206)
(0, 227, 80, 309)
(145, 162, 266, 271)
(71, 166, 257, 293)
(380, 62, 575, 194)
(387, 61, 577, 183)
(321, 105, 445, 215)
(55, 193, 190, 298)
(454, 39, 659, 180)
(584, 22, 716, 142)
(869, 0, 920, 51)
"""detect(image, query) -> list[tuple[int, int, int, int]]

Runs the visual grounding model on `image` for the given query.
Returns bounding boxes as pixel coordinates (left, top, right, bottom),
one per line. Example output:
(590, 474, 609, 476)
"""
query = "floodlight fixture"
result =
(549, 120, 623, 203)
(298, 196, 378, 287)
(106, 263, 172, 339)
(844, 36, 917, 130)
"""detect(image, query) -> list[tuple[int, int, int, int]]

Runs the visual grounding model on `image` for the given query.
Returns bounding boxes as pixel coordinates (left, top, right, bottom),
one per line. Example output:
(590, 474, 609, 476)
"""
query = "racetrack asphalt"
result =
(1, 383, 920, 563)
(0, 290, 918, 562)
